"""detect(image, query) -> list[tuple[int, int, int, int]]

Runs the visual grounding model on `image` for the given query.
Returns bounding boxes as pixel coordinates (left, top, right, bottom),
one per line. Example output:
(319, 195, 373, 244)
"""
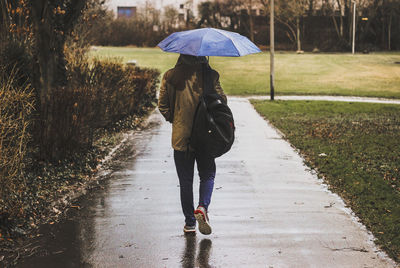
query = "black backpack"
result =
(189, 64, 235, 158)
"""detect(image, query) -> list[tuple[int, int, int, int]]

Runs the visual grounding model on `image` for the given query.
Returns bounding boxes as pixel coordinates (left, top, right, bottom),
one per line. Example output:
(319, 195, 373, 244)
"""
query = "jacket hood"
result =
(169, 54, 210, 91)
(176, 54, 208, 66)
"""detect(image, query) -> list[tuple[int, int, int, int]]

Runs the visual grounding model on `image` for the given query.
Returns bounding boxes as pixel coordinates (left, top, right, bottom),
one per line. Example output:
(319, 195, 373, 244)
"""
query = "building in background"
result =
(117, 6, 137, 18)
(105, 0, 206, 21)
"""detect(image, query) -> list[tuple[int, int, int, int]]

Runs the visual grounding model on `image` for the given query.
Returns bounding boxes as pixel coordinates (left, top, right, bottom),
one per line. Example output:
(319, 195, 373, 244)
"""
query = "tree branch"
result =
(275, 15, 297, 42)
(63, 0, 87, 33)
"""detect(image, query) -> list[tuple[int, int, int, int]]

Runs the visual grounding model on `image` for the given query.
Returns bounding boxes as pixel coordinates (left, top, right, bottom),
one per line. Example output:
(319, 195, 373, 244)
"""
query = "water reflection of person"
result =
(181, 234, 196, 268)
(197, 239, 212, 268)
(181, 235, 213, 268)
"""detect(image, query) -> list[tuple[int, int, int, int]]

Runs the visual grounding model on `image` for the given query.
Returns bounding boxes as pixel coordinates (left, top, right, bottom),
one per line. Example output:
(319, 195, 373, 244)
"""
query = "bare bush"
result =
(42, 56, 160, 156)
(0, 67, 34, 217)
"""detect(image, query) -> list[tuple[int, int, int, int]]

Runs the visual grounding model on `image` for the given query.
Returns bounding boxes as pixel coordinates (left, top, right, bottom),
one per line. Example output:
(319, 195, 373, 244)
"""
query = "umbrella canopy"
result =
(157, 28, 261, 57)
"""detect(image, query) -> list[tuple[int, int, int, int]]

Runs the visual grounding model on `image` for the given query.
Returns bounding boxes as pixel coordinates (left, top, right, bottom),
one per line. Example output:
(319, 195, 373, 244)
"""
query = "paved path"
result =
(20, 97, 397, 267)
(249, 95, 400, 104)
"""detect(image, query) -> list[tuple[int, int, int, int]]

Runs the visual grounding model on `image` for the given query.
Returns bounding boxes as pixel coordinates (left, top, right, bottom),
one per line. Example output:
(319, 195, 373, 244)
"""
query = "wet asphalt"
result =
(18, 98, 396, 267)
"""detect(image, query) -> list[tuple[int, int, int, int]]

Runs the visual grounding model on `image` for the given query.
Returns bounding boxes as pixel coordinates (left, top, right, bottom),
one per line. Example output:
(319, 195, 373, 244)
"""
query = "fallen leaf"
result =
(324, 202, 335, 208)
(53, 207, 61, 214)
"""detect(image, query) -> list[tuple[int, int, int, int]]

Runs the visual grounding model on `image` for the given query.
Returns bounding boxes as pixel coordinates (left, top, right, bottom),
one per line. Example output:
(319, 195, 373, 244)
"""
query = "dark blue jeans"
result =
(174, 150, 216, 226)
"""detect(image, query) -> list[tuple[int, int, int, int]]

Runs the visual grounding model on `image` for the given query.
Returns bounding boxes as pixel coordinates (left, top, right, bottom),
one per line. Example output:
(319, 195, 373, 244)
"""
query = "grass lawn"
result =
(91, 47, 400, 98)
(251, 100, 400, 262)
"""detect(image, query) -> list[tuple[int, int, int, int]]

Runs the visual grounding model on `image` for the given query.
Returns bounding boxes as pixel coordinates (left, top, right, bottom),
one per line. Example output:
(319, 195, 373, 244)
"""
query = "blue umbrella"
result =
(157, 28, 261, 57)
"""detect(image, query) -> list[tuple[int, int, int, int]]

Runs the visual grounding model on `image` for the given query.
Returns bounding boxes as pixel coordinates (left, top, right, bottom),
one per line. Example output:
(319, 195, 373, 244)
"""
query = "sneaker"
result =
(194, 206, 212, 235)
(183, 225, 196, 234)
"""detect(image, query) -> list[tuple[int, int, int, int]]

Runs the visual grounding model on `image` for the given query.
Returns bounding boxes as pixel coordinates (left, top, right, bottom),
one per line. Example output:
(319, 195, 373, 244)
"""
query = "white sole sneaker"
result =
(194, 208, 212, 235)
(183, 225, 196, 234)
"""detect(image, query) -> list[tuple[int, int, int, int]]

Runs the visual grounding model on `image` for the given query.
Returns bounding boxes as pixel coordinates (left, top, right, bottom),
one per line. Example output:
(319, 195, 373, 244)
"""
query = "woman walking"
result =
(158, 54, 226, 235)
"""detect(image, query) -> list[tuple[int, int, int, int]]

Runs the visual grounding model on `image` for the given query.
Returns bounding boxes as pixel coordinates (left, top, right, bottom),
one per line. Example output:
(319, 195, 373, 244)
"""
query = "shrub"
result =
(0, 56, 159, 230)
(0, 39, 33, 89)
(0, 0, 160, 234)
(45, 56, 160, 156)
(0, 67, 34, 218)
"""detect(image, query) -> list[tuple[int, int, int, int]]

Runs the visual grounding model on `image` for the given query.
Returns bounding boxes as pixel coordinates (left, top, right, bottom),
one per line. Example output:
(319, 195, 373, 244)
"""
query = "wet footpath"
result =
(19, 98, 397, 268)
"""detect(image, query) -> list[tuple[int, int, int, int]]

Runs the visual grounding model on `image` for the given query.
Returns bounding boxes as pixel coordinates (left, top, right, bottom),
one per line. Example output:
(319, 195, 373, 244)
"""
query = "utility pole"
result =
(352, 1, 356, 54)
(270, 0, 275, 100)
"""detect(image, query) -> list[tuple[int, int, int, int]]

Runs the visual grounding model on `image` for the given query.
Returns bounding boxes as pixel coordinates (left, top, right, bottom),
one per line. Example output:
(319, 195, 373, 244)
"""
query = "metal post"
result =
(352, 1, 356, 54)
(270, 0, 275, 100)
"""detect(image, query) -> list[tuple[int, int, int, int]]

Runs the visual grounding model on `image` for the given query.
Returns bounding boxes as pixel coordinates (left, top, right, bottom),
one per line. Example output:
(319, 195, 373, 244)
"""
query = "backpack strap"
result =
(186, 95, 204, 158)
(187, 62, 211, 158)
(202, 63, 206, 96)
(202, 62, 214, 96)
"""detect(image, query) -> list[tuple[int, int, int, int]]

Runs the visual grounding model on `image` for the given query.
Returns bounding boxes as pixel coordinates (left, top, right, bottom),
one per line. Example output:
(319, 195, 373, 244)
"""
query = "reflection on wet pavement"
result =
(181, 235, 212, 268)
(197, 239, 212, 268)
(181, 235, 196, 268)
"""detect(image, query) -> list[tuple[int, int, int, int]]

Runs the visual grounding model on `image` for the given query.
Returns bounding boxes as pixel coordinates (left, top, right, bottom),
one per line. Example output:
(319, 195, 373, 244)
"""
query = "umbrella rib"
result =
(213, 30, 241, 56)
(197, 32, 207, 56)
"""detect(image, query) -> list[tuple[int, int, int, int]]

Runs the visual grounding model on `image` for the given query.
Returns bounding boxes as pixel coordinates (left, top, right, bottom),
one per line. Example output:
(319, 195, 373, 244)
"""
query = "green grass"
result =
(91, 47, 400, 98)
(252, 100, 400, 262)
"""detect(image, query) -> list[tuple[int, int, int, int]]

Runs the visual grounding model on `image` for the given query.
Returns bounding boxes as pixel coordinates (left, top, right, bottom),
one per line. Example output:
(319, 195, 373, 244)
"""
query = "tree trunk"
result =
(0, 0, 9, 32)
(248, 0, 254, 42)
(337, 0, 343, 36)
(388, 10, 392, 50)
(381, 8, 386, 49)
(296, 16, 301, 51)
(340, 17, 343, 37)
(332, 14, 340, 38)
(30, 0, 86, 160)
(345, 0, 352, 43)
(186, 9, 190, 27)
(30, 0, 57, 159)
(308, 0, 314, 17)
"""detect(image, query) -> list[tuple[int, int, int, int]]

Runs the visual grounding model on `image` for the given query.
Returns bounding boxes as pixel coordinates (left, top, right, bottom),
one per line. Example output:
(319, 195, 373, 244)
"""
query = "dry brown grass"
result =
(0, 67, 34, 216)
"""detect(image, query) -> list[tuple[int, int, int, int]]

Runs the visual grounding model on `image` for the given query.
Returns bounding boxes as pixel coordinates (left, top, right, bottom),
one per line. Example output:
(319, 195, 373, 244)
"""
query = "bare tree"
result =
(29, 0, 87, 159)
(197, 1, 223, 28)
(197, 0, 258, 40)
(260, 0, 308, 51)
(217, 0, 244, 30)
(164, 5, 179, 30)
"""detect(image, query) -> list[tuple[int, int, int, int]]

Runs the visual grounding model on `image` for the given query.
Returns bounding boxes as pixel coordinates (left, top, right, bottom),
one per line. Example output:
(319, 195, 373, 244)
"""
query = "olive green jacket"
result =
(158, 55, 226, 152)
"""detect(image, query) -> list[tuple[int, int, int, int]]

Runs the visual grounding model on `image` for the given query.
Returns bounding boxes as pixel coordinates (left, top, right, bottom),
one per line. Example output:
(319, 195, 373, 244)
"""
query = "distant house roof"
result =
(105, 0, 208, 19)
